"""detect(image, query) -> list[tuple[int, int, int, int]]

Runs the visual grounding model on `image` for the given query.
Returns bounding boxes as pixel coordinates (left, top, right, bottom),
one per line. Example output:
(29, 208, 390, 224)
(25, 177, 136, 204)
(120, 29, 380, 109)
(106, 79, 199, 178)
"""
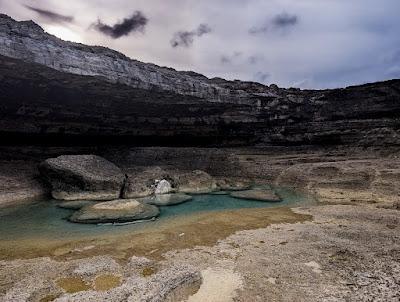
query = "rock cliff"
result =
(0, 14, 399, 147)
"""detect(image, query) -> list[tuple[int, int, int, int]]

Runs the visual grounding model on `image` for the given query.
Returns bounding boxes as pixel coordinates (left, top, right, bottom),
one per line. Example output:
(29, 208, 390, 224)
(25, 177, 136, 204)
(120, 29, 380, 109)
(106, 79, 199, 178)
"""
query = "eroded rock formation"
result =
(39, 155, 125, 201)
(0, 14, 399, 147)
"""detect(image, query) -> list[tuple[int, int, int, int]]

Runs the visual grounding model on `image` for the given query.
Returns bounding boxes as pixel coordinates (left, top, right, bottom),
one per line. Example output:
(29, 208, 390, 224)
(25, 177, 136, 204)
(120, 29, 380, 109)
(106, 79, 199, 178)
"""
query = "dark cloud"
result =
(249, 12, 298, 34)
(272, 13, 298, 28)
(94, 11, 148, 39)
(24, 5, 73, 24)
(171, 23, 212, 48)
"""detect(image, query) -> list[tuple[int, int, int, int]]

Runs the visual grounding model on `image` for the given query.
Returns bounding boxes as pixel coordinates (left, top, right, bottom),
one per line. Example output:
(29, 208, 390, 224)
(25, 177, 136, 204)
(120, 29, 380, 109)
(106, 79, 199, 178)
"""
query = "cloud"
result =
(171, 23, 212, 48)
(219, 51, 242, 64)
(248, 55, 264, 65)
(220, 55, 231, 64)
(272, 13, 298, 28)
(24, 5, 73, 24)
(94, 11, 148, 39)
(254, 71, 270, 83)
(249, 12, 298, 34)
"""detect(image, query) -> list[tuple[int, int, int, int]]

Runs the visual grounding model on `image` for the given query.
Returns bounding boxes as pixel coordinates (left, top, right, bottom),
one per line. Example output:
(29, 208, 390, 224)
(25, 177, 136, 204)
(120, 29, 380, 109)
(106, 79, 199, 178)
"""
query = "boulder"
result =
(230, 189, 282, 202)
(39, 155, 125, 201)
(123, 168, 217, 197)
(122, 167, 170, 198)
(141, 193, 193, 206)
(155, 179, 173, 195)
(216, 178, 252, 191)
(69, 199, 160, 224)
(173, 170, 217, 194)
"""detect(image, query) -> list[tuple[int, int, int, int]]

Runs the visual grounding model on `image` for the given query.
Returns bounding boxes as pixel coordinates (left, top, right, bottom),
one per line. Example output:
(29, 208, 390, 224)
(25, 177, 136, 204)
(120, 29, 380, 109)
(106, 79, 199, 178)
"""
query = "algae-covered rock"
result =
(69, 199, 159, 224)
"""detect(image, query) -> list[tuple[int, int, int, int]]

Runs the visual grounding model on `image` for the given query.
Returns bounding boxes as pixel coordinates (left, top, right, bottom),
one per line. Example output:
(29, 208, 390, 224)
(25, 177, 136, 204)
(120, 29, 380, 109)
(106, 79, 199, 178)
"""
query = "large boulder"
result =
(69, 199, 160, 224)
(230, 189, 282, 202)
(173, 170, 217, 194)
(141, 193, 193, 206)
(123, 168, 217, 197)
(122, 167, 171, 198)
(39, 155, 125, 201)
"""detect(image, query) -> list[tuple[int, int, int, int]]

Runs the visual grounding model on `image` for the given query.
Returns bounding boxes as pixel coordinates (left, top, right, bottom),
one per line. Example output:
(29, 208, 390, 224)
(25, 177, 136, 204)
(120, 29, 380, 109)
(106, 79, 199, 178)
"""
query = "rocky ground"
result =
(0, 204, 398, 302)
(0, 147, 399, 302)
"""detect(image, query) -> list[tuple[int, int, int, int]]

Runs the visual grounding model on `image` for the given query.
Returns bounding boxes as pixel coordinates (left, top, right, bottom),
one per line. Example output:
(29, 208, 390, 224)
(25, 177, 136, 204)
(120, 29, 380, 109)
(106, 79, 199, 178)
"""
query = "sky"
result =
(1, 0, 400, 89)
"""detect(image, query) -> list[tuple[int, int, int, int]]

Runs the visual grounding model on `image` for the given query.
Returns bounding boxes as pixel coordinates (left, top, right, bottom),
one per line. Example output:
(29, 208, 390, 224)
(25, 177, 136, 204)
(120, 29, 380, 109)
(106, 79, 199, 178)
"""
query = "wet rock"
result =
(210, 191, 230, 195)
(230, 189, 282, 202)
(174, 170, 217, 194)
(141, 193, 193, 206)
(57, 200, 97, 210)
(69, 199, 159, 224)
(39, 155, 125, 201)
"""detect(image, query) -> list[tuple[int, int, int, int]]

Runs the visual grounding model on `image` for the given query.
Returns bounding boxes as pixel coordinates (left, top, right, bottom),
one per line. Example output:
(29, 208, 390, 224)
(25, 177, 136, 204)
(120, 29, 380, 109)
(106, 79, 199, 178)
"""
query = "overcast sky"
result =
(1, 0, 400, 89)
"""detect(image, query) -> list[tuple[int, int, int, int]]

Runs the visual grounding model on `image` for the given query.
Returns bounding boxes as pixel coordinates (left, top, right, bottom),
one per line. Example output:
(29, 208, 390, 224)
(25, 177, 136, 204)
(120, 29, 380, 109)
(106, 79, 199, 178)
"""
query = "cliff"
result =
(0, 14, 399, 147)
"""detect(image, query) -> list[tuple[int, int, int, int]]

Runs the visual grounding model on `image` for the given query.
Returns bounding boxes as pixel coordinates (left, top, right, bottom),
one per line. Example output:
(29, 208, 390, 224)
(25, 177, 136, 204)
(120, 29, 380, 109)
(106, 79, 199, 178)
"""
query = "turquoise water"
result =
(0, 188, 313, 241)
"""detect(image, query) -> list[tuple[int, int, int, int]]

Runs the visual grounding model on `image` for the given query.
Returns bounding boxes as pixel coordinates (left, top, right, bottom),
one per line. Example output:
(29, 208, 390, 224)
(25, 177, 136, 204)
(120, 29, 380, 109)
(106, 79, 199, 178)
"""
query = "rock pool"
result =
(0, 187, 314, 260)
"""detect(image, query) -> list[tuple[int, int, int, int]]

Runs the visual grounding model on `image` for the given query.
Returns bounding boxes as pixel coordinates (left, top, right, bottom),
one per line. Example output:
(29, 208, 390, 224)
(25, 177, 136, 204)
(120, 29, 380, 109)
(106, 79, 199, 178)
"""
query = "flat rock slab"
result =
(39, 155, 125, 201)
(230, 189, 282, 202)
(57, 200, 98, 210)
(141, 193, 193, 206)
(69, 199, 159, 224)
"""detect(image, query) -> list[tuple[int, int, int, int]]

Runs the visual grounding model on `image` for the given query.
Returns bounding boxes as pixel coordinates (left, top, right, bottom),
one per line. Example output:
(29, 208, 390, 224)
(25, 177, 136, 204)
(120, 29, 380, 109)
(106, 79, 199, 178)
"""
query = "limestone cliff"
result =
(0, 14, 399, 147)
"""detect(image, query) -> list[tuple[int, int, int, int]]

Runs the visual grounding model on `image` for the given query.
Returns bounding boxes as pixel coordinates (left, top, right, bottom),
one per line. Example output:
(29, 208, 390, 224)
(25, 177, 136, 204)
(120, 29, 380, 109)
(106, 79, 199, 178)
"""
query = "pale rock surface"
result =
(155, 179, 173, 195)
(39, 155, 125, 201)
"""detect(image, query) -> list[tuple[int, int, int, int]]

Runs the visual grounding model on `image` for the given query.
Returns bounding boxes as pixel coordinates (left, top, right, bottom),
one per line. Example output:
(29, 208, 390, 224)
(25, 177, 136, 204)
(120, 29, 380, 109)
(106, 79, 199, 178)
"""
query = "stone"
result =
(0, 15, 400, 149)
(0, 160, 49, 208)
(230, 189, 282, 202)
(69, 199, 160, 224)
(155, 179, 173, 195)
(216, 178, 252, 191)
(173, 170, 218, 194)
(57, 200, 97, 210)
(122, 167, 170, 198)
(141, 193, 193, 206)
(39, 155, 125, 201)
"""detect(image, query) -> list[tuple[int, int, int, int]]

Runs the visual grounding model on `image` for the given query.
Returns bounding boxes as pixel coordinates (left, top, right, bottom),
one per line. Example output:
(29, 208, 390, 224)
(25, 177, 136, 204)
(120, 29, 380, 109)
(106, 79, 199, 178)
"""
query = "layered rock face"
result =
(0, 14, 399, 148)
(0, 14, 235, 101)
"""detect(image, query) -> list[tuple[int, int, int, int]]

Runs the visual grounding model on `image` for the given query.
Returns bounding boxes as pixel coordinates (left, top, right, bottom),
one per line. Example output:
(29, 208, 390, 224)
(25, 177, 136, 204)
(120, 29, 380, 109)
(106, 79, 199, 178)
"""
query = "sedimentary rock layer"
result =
(0, 14, 399, 147)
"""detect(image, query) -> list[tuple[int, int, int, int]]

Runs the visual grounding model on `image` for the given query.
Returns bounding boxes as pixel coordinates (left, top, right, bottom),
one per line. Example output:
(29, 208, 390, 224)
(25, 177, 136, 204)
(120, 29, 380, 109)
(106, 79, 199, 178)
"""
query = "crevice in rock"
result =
(120, 174, 128, 199)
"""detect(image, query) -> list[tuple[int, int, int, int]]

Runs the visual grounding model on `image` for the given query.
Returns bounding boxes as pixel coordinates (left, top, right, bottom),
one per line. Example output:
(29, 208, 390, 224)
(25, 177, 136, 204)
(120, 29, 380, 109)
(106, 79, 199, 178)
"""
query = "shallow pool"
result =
(0, 188, 313, 241)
